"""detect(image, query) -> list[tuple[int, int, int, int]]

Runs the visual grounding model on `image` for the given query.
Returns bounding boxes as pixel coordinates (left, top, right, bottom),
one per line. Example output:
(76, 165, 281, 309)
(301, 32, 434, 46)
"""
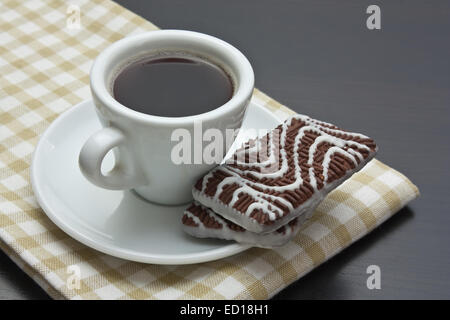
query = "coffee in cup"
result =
(112, 52, 234, 117)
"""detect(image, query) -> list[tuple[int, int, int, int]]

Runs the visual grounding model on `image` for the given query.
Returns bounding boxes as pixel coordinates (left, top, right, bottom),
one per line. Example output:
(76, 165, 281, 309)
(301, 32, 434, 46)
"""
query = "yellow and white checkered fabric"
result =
(0, 0, 419, 299)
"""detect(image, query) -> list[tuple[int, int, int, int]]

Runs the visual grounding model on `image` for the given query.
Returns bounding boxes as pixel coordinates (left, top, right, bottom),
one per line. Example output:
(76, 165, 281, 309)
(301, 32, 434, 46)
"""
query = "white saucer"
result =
(31, 99, 282, 264)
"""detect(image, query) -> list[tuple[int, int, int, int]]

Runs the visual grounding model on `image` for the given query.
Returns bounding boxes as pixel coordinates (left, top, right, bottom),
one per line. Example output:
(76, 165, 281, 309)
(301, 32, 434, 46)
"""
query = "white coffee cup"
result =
(79, 30, 254, 205)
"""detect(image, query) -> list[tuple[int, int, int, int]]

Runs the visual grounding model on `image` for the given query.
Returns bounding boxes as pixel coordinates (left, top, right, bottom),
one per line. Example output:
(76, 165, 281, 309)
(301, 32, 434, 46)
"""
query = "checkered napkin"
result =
(0, 0, 419, 299)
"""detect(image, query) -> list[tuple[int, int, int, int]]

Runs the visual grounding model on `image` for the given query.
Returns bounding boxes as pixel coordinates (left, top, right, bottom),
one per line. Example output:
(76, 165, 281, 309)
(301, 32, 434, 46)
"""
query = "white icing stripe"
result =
(321, 147, 358, 182)
(185, 207, 231, 230)
(347, 147, 364, 161)
(308, 134, 343, 165)
(201, 170, 215, 192)
(232, 122, 289, 176)
(184, 210, 207, 228)
(214, 172, 293, 220)
(301, 115, 370, 139)
(308, 167, 317, 190)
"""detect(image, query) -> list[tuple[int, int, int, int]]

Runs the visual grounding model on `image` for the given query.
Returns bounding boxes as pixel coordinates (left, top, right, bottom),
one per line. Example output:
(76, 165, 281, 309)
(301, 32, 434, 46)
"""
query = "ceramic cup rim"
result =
(90, 29, 255, 126)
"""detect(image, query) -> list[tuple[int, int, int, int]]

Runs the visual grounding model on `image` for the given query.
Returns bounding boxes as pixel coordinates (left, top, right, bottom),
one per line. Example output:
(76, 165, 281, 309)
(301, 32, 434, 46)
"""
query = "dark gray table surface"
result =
(1, 0, 449, 299)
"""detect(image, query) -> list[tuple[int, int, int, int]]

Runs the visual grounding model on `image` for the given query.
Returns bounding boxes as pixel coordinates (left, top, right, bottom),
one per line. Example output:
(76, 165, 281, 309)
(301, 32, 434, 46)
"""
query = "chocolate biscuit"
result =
(192, 114, 377, 233)
(182, 202, 306, 247)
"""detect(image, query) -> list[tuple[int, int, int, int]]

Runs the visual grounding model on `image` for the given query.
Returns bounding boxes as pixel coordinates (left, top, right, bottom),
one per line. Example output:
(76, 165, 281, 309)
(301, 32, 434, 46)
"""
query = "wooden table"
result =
(1, 0, 449, 299)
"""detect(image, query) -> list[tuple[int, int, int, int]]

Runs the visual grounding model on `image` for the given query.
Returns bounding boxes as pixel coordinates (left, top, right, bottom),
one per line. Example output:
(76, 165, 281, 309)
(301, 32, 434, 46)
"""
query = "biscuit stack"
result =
(182, 115, 377, 247)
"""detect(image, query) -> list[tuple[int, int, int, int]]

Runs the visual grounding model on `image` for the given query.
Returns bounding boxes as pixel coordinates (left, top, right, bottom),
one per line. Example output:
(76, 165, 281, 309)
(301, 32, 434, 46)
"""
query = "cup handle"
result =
(78, 126, 145, 190)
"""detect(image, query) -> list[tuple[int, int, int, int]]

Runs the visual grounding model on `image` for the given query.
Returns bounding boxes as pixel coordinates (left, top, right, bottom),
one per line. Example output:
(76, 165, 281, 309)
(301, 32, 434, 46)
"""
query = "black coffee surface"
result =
(113, 55, 233, 117)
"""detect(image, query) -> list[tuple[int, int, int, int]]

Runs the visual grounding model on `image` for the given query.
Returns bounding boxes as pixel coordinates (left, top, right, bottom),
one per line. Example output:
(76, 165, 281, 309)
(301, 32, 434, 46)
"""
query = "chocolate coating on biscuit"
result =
(194, 115, 377, 227)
